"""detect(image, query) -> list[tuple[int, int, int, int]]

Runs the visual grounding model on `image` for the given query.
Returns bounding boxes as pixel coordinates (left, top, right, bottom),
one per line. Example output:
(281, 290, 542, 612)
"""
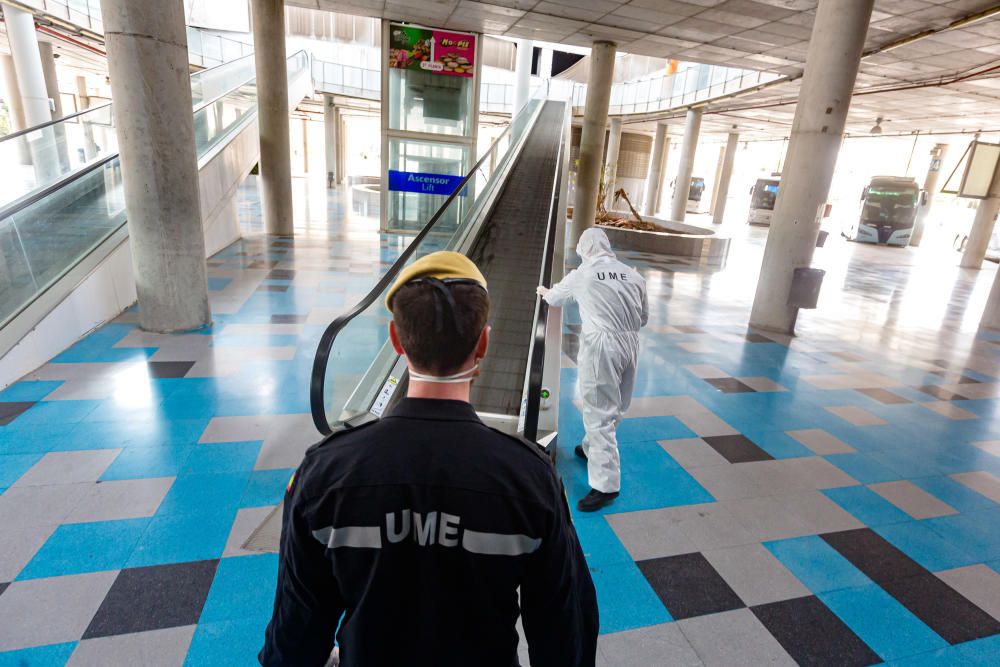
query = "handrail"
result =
(522, 109, 565, 442)
(0, 52, 257, 145)
(308, 112, 529, 436)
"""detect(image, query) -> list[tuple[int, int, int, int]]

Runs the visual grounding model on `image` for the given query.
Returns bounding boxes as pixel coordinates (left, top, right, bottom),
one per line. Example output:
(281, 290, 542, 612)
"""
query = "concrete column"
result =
(980, 262, 1000, 330)
(1, 55, 25, 130)
(603, 116, 623, 211)
(644, 121, 668, 216)
(324, 94, 337, 188)
(712, 131, 739, 225)
(2, 54, 31, 165)
(75, 75, 98, 160)
(910, 143, 947, 246)
(669, 108, 702, 221)
(3, 3, 51, 126)
(99, 0, 211, 332)
(749, 0, 874, 334)
(251, 0, 294, 235)
(572, 40, 616, 243)
(38, 41, 70, 170)
(38, 42, 62, 118)
(512, 38, 533, 116)
(960, 163, 1000, 268)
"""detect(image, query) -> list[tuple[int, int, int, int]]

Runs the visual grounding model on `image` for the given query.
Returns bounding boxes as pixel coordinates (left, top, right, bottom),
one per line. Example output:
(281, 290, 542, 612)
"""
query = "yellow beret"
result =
(385, 251, 488, 311)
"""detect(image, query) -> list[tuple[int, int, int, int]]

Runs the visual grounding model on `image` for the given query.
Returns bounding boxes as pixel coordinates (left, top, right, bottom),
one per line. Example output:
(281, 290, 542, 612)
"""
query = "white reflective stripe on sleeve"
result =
(312, 526, 382, 549)
(462, 530, 541, 556)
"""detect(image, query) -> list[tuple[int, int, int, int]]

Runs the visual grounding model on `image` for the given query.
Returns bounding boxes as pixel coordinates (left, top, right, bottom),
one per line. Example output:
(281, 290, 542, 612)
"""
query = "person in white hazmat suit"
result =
(537, 227, 648, 512)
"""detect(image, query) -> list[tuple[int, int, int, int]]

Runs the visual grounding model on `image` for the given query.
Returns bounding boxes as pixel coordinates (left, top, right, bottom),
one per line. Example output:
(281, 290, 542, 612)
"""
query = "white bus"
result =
(842, 176, 923, 247)
(748, 177, 780, 225)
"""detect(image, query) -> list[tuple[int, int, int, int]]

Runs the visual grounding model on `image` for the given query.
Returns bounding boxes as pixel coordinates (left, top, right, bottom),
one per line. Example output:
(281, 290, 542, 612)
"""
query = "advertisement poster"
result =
(388, 23, 476, 78)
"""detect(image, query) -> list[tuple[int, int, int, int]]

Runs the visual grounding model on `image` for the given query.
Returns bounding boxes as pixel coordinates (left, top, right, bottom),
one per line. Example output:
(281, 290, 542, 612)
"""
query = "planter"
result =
(598, 212, 730, 263)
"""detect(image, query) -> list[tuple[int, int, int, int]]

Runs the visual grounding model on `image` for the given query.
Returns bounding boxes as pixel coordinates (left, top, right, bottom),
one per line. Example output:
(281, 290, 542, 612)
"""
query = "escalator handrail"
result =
(0, 52, 258, 145)
(308, 109, 533, 436)
(0, 51, 307, 224)
(522, 107, 565, 443)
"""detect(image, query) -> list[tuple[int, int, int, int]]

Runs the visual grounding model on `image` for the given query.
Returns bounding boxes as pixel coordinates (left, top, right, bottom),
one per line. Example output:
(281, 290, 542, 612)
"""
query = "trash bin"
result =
(788, 267, 825, 309)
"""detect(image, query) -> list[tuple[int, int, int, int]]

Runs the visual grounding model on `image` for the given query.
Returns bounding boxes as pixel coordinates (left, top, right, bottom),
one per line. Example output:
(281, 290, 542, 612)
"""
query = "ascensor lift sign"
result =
(388, 23, 476, 77)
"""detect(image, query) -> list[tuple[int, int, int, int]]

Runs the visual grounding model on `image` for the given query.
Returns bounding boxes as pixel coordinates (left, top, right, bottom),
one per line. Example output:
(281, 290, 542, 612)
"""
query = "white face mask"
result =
(409, 363, 480, 384)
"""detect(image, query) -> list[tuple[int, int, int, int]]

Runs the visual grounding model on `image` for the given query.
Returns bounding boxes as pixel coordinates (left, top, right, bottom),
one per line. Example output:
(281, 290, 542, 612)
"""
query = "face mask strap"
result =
(409, 362, 480, 384)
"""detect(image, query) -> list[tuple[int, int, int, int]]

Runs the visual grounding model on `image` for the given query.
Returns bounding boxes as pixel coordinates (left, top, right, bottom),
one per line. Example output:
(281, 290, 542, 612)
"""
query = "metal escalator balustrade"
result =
(309, 98, 567, 448)
(0, 51, 310, 341)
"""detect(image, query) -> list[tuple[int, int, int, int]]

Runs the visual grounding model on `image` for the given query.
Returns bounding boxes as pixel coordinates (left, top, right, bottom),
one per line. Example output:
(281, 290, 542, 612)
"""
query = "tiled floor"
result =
(2, 175, 1000, 665)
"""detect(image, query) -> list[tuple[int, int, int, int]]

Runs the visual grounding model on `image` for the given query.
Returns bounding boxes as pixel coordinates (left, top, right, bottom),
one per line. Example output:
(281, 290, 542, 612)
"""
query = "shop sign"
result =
(388, 23, 476, 78)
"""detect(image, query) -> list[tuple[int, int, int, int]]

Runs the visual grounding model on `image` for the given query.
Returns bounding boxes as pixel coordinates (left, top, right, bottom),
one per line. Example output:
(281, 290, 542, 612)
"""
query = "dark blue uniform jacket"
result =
(260, 397, 599, 666)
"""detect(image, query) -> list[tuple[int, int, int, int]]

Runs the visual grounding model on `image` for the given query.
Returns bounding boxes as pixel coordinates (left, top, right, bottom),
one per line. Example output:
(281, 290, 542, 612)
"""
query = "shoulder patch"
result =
(306, 418, 380, 456)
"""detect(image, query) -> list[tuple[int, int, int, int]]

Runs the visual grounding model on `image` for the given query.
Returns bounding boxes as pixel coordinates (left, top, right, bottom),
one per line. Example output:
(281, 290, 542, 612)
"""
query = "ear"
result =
(475, 325, 490, 360)
(389, 321, 405, 355)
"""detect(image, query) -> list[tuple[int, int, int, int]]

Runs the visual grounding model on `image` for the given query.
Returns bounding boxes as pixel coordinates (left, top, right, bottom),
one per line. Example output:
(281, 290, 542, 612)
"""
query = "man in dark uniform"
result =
(260, 251, 599, 666)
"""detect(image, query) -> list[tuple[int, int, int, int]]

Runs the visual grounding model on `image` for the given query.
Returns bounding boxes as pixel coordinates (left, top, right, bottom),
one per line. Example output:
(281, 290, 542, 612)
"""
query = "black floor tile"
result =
(752, 596, 881, 666)
(703, 434, 774, 463)
(257, 284, 289, 292)
(83, 560, 219, 639)
(0, 402, 36, 425)
(146, 361, 196, 379)
(270, 314, 308, 324)
(268, 269, 296, 280)
(957, 375, 982, 384)
(0, 582, 8, 598)
(881, 573, 1000, 644)
(745, 333, 774, 343)
(704, 378, 757, 394)
(636, 552, 744, 620)
(822, 528, 926, 584)
(857, 388, 911, 404)
(916, 385, 967, 401)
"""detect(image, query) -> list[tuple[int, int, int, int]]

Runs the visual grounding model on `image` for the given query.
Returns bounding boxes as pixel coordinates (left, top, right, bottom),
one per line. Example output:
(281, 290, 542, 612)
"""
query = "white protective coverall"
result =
(543, 228, 648, 493)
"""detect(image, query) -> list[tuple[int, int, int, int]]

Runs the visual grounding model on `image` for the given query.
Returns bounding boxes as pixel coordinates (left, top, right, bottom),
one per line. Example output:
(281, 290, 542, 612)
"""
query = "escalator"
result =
(0, 50, 311, 358)
(310, 98, 569, 448)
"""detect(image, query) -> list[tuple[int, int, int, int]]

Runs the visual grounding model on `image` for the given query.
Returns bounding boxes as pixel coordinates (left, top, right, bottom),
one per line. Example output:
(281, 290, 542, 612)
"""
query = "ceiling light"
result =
(870, 116, 884, 135)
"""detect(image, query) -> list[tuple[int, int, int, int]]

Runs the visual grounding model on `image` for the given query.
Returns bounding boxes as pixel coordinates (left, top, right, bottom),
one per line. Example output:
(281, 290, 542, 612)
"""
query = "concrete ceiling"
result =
(290, 0, 1000, 139)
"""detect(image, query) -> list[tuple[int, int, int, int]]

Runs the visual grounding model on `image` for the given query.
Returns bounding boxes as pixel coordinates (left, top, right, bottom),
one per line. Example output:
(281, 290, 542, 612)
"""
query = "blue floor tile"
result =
(910, 475, 997, 513)
(616, 416, 697, 443)
(184, 617, 269, 667)
(765, 535, 872, 594)
(589, 561, 671, 635)
(199, 554, 279, 624)
(127, 509, 238, 568)
(100, 446, 196, 481)
(826, 453, 902, 484)
(11, 400, 102, 427)
(823, 486, 912, 527)
(155, 472, 250, 517)
(183, 442, 262, 474)
(0, 381, 62, 402)
(17, 519, 150, 580)
(241, 469, 294, 508)
(819, 584, 947, 661)
(0, 453, 43, 487)
(0, 642, 76, 666)
(875, 521, 982, 572)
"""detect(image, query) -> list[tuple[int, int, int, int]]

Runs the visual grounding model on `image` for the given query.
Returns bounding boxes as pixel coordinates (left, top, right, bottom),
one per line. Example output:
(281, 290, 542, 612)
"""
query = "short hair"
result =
(391, 282, 490, 375)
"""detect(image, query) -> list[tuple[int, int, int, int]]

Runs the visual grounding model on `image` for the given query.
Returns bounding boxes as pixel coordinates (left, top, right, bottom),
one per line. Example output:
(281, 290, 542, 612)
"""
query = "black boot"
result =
(577, 488, 619, 512)
(574, 445, 587, 461)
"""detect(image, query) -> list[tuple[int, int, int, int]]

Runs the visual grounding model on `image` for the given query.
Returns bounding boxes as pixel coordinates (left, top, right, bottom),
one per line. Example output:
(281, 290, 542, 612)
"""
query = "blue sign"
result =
(388, 169, 466, 196)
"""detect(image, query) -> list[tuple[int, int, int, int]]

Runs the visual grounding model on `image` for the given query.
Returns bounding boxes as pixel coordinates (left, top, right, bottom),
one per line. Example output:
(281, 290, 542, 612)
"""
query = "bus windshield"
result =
(751, 181, 779, 210)
(863, 187, 918, 224)
(688, 178, 705, 202)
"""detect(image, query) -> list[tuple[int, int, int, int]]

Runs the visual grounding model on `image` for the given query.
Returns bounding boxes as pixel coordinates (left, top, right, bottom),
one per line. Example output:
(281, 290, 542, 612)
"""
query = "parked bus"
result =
(686, 176, 706, 213)
(842, 176, 924, 247)
(748, 177, 780, 225)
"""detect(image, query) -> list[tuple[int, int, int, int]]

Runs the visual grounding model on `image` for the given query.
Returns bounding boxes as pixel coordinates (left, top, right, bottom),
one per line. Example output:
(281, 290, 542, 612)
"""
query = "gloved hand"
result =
(536, 286, 549, 297)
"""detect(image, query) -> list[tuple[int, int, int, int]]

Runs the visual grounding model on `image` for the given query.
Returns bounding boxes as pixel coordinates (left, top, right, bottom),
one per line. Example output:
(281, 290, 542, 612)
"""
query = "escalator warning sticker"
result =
(517, 396, 527, 434)
(371, 376, 399, 418)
